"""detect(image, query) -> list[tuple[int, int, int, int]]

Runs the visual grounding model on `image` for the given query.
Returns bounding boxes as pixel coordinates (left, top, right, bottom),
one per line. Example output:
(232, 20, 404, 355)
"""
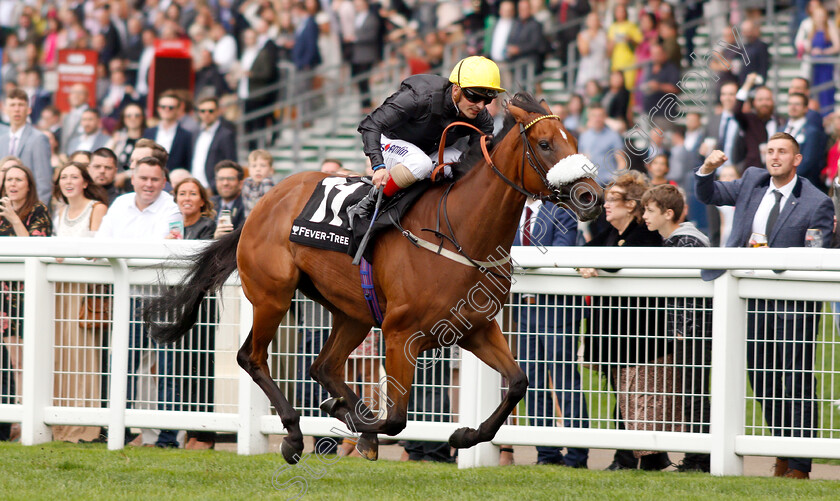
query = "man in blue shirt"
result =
(577, 105, 624, 186)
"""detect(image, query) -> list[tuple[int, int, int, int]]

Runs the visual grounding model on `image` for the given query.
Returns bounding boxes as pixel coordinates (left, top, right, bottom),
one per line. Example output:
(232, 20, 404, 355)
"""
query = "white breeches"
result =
(380, 135, 462, 180)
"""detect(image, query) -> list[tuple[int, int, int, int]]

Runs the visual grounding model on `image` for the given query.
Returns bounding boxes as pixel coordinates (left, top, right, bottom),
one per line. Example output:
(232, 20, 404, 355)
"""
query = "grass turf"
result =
(3, 442, 840, 500)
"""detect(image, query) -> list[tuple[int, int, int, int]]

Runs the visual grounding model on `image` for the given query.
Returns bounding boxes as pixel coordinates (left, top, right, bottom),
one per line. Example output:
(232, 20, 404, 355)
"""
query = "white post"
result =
(709, 271, 746, 475)
(107, 259, 130, 450)
(238, 287, 269, 454)
(458, 319, 503, 469)
(20, 258, 51, 445)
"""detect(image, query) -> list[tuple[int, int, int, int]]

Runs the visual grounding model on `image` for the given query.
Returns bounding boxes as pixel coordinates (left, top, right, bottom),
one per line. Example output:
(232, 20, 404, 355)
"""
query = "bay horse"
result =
(146, 93, 603, 464)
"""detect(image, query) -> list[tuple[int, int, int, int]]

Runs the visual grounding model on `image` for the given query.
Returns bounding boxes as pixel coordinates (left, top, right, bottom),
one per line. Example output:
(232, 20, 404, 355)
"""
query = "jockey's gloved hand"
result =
(485, 134, 495, 150)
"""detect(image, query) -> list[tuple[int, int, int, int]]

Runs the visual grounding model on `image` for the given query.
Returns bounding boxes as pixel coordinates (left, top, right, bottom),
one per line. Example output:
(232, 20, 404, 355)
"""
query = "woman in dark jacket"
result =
(602, 70, 631, 131)
(578, 170, 674, 471)
(174, 178, 216, 240)
(173, 178, 217, 448)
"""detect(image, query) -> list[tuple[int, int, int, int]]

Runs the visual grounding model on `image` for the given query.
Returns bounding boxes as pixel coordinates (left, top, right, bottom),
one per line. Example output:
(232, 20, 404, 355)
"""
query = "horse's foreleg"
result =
(324, 330, 417, 439)
(237, 304, 304, 465)
(449, 321, 527, 449)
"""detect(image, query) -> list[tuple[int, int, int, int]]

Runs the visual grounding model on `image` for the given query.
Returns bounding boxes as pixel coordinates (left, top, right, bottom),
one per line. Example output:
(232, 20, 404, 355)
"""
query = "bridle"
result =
(432, 113, 575, 204)
(403, 112, 584, 277)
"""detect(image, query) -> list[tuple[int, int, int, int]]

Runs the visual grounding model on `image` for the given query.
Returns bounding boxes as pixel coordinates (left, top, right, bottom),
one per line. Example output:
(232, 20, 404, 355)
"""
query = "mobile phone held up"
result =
(219, 209, 232, 227)
(169, 220, 185, 239)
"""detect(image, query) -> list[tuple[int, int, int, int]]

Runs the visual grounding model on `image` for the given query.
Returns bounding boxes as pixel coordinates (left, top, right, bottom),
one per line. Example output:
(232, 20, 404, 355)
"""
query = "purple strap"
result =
(359, 257, 384, 327)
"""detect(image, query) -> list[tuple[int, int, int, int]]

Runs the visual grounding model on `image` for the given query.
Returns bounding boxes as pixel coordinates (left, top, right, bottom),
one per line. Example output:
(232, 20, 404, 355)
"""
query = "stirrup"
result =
(348, 187, 378, 226)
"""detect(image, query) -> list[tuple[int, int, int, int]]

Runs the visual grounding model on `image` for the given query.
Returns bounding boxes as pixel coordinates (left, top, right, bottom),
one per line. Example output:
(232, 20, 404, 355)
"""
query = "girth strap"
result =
(359, 257, 384, 327)
(400, 229, 511, 269)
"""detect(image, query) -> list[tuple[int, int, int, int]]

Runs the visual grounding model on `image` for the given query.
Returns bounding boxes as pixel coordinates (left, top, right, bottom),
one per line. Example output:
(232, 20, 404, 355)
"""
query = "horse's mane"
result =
(450, 92, 548, 180)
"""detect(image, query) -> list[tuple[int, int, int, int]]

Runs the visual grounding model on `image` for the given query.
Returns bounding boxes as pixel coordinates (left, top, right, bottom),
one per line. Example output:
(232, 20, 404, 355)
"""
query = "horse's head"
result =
(505, 95, 603, 222)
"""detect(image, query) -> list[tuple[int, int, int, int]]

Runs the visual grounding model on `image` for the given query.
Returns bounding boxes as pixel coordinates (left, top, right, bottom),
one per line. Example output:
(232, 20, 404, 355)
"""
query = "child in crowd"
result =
(241, 149, 275, 217)
(641, 183, 712, 473)
(642, 183, 707, 246)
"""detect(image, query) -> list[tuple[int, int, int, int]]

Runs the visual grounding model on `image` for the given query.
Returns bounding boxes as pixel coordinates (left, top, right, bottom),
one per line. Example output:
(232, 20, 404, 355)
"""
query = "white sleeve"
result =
(214, 37, 237, 73)
(95, 202, 120, 239)
(156, 204, 184, 237)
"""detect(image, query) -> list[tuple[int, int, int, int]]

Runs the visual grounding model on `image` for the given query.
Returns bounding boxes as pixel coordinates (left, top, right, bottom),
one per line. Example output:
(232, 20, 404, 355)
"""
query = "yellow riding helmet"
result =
(449, 56, 506, 96)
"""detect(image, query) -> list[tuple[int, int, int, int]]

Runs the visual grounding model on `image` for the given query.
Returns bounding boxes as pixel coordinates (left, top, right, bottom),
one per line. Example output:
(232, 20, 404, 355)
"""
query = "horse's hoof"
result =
(355, 433, 379, 461)
(319, 397, 346, 416)
(281, 437, 304, 465)
(448, 427, 476, 449)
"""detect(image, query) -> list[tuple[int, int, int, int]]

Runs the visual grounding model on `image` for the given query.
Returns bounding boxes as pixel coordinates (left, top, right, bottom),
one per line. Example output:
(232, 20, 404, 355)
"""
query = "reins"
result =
(407, 113, 567, 275)
(430, 117, 568, 204)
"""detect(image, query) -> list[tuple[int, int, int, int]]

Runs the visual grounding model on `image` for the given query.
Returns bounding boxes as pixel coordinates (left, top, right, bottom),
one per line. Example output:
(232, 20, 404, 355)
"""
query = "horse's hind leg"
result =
(309, 314, 380, 460)
(448, 321, 528, 449)
(237, 302, 304, 465)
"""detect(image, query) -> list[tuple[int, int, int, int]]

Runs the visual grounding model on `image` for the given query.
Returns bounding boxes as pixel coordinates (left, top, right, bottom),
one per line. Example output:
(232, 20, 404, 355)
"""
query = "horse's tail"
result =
(145, 226, 243, 344)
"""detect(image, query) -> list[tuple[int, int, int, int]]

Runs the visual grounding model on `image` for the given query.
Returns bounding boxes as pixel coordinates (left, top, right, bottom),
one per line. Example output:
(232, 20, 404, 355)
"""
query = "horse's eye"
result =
(539, 140, 551, 151)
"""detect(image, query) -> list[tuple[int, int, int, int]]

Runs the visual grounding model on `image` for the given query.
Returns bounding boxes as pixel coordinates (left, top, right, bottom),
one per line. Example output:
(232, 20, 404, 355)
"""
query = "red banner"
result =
(56, 50, 98, 113)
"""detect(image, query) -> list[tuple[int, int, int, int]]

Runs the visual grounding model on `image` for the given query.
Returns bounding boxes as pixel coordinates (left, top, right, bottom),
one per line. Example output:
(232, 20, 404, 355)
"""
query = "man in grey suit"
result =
(61, 84, 90, 155)
(701, 82, 746, 169)
(66, 108, 111, 153)
(0, 89, 52, 203)
(696, 133, 834, 480)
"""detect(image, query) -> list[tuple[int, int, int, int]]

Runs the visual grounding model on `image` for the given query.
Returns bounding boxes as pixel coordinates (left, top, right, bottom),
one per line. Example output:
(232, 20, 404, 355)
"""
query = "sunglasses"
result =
(158, 104, 176, 110)
(125, 113, 143, 118)
(462, 88, 496, 105)
(198, 108, 217, 114)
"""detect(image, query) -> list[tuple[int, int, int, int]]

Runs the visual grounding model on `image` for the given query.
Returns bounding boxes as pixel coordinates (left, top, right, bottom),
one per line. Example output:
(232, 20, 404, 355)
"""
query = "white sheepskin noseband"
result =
(547, 154, 597, 187)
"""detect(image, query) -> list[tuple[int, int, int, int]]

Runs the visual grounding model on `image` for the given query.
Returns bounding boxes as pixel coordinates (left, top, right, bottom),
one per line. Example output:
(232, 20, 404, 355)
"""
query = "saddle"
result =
(289, 176, 430, 260)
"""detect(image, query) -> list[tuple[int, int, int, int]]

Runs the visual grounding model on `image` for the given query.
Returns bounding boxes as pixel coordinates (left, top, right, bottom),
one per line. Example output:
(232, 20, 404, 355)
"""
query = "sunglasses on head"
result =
(461, 88, 496, 105)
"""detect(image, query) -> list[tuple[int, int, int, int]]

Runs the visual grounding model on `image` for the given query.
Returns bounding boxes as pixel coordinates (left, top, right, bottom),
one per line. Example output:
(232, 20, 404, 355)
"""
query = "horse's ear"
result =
(539, 99, 552, 115)
(508, 103, 530, 124)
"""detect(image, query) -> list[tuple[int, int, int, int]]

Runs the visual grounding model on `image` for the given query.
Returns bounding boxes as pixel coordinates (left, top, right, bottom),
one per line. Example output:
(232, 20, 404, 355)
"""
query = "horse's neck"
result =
(444, 159, 527, 262)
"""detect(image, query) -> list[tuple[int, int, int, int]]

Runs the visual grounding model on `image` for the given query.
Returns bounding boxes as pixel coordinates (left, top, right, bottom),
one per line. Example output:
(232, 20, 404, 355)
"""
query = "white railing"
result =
(0, 239, 839, 476)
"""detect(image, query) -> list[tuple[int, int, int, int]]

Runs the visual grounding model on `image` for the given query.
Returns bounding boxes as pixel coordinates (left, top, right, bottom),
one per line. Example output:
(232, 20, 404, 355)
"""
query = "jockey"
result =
(349, 56, 506, 220)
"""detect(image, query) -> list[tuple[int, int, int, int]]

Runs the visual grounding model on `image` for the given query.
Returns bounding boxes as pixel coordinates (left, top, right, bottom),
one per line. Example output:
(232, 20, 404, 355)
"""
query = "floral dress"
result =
(0, 202, 52, 338)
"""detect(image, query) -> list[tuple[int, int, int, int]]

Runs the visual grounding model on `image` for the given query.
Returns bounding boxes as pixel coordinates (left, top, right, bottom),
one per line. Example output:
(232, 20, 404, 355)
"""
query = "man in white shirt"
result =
(97, 157, 182, 239)
(702, 81, 744, 168)
(97, 156, 184, 448)
(142, 91, 193, 172)
(780, 92, 828, 189)
(190, 97, 237, 191)
(489, 1, 515, 62)
(210, 23, 237, 74)
(696, 136, 833, 479)
(135, 28, 157, 97)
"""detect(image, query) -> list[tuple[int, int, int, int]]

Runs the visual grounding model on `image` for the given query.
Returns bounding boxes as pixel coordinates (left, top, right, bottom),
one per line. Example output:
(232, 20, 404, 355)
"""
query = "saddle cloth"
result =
(290, 176, 429, 258)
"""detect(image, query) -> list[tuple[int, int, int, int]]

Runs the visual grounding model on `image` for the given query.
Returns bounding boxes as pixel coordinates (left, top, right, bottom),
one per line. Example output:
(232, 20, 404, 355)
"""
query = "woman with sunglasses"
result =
(106, 103, 147, 172)
(577, 171, 674, 472)
(350, 56, 506, 222)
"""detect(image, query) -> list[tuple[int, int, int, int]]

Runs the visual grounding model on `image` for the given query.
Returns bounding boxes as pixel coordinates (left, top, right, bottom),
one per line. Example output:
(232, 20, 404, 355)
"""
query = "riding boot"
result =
(347, 186, 380, 228)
